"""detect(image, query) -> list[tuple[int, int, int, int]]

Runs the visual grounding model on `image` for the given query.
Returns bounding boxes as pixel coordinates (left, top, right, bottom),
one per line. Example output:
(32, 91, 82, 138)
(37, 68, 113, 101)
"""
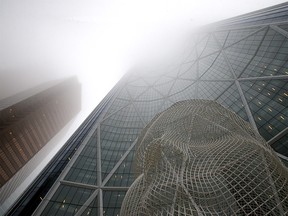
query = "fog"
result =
(0, 0, 286, 120)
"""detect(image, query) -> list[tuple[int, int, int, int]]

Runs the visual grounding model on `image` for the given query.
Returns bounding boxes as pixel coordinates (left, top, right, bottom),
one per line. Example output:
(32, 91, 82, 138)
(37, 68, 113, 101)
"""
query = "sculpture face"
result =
(120, 100, 288, 215)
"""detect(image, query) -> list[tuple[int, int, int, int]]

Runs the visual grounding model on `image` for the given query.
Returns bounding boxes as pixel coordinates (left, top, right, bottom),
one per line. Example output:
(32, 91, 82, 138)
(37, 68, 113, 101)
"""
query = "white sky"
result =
(0, 0, 286, 145)
(2, 2, 288, 206)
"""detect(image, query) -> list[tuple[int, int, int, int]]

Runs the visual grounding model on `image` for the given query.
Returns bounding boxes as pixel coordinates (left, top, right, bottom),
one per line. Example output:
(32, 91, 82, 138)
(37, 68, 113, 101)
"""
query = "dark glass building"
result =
(0, 77, 81, 215)
(9, 2, 288, 216)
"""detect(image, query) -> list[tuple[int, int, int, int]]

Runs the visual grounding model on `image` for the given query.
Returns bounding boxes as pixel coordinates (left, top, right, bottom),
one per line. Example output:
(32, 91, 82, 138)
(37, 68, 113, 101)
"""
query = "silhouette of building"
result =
(7, 2, 288, 216)
(0, 77, 81, 215)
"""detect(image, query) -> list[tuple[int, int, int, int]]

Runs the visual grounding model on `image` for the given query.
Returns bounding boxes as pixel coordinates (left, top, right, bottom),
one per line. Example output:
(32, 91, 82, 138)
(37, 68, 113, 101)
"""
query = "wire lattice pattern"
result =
(120, 100, 288, 215)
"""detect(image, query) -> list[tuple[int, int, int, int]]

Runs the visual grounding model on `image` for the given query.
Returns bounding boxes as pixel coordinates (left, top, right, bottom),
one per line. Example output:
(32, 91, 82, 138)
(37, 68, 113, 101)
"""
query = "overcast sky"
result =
(0, 0, 286, 138)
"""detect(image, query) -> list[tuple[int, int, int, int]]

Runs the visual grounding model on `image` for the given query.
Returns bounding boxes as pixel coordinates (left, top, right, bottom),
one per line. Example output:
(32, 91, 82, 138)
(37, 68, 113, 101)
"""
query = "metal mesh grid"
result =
(120, 99, 288, 215)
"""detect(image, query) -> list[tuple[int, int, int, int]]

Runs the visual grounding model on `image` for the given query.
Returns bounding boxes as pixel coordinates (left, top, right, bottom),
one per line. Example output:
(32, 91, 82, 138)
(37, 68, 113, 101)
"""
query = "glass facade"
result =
(10, 2, 288, 216)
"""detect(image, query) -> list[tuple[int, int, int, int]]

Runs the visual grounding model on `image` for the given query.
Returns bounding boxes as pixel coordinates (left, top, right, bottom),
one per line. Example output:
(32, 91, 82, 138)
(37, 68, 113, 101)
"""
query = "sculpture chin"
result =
(120, 100, 288, 215)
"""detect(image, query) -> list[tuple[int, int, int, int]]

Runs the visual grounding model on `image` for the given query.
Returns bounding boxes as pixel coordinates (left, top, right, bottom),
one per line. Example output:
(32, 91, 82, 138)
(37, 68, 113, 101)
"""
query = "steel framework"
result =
(121, 100, 288, 215)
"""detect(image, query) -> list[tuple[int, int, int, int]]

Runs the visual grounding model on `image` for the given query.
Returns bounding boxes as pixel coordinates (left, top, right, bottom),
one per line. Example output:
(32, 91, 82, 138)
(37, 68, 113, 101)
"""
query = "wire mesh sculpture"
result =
(120, 100, 288, 215)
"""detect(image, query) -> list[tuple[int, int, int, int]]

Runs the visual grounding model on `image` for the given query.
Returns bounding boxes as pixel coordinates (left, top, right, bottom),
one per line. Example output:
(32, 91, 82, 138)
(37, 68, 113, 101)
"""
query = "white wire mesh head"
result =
(120, 100, 288, 215)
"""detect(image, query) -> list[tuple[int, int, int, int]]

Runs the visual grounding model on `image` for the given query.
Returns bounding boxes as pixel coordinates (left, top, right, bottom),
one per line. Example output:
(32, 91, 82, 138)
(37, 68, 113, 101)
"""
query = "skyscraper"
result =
(0, 77, 81, 215)
(9, 2, 288, 216)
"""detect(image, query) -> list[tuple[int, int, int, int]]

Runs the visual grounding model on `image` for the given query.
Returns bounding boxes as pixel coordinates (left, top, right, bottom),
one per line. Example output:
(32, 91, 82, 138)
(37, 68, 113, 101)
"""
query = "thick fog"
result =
(0, 1, 287, 190)
(0, 0, 286, 115)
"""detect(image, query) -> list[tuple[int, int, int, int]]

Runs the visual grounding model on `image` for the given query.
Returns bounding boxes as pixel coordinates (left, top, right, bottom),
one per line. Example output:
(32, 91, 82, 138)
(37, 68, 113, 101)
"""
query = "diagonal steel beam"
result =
(101, 139, 138, 187)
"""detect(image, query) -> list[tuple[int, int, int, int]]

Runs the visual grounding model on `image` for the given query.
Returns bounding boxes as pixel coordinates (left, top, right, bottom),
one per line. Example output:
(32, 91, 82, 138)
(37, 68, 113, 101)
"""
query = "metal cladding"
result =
(120, 100, 288, 215)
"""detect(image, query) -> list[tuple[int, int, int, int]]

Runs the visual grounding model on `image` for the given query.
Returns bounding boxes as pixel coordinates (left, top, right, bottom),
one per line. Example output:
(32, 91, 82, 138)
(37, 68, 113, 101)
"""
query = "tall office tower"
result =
(10, 2, 288, 216)
(0, 77, 81, 215)
(120, 100, 288, 215)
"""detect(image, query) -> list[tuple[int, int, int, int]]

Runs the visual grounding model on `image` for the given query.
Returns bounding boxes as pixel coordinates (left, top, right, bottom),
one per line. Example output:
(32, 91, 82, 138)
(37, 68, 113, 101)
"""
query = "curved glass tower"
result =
(8, 2, 288, 216)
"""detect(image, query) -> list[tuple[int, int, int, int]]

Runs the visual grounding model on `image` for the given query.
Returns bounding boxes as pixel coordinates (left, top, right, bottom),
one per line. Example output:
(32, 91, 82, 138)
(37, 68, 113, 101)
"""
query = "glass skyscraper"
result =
(9, 2, 288, 216)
